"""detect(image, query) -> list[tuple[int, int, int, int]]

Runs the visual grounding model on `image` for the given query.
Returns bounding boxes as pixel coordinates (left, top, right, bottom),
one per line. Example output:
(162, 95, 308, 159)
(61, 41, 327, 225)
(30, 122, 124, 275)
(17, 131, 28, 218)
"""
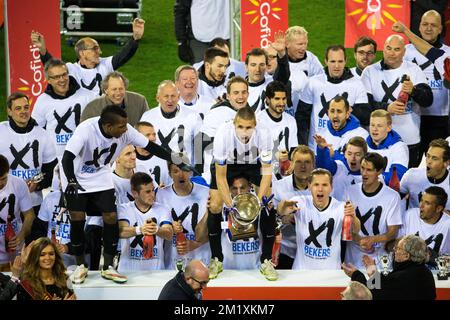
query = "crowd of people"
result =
(0, 6, 450, 300)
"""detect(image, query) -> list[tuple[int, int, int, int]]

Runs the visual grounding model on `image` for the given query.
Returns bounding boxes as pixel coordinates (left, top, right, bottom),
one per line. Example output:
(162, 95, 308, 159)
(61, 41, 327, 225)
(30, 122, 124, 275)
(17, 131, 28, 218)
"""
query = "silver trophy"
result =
(27, 171, 45, 184)
(379, 254, 391, 276)
(436, 256, 448, 280)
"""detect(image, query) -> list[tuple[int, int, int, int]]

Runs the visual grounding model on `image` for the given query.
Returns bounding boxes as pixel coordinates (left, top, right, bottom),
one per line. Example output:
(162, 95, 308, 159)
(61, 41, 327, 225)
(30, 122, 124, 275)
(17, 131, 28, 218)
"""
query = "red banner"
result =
(240, 0, 289, 61)
(5, 0, 61, 108)
(445, 3, 450, 45)
(345, 0, 410, 49)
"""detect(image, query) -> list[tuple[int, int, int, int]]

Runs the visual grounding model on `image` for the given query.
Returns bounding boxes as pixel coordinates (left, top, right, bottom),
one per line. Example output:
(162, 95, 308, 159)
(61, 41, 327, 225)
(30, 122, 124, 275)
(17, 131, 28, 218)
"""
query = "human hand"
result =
(27, 181, 38, 193)
(10, 256, 23, 278)
(172, 220, 183, 234)
(63, 292, 77, 300)
(344, 202, 355, 218)
(392, 21, 407, 33)
(387, 100, 406, 115)
(277, 200, 298, 216)
(360, 236, 375, 251)
(313, 134, 331, 150)
(341, 262, 357, 277)
(132, 18, 145, 40)
(362, 254, 377, 277)
(178, 41, 193, 63)
(65, 180, 85, 197)
(270, 30, 286, 57)
(401, 79, 414, 94)
(30, 30, 46, 55)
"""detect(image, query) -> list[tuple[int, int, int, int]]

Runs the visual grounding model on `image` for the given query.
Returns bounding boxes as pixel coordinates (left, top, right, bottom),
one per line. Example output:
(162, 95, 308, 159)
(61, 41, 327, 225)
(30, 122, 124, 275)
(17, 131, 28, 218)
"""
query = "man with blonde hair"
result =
(366, 109, 409, 184)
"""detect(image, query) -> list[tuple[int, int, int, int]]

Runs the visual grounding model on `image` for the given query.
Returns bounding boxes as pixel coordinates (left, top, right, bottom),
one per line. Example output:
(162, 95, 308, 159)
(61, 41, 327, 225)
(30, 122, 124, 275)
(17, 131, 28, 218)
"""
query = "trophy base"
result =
(229, 224, 257, 241)
(437, 273, 448, 281)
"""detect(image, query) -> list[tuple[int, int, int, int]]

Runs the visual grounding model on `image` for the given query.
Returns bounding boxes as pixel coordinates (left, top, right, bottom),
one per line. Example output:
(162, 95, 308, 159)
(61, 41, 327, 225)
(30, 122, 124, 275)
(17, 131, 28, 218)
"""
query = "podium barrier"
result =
(71, 270, 450, 300)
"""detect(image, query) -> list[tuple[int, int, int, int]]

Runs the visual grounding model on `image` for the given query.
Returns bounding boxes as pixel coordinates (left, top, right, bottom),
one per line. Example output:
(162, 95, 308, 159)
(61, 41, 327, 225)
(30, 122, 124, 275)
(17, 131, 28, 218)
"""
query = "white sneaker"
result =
(260, 259, 278, 281)
(101, 266, 128, 283)
(70, 265, 88, 284)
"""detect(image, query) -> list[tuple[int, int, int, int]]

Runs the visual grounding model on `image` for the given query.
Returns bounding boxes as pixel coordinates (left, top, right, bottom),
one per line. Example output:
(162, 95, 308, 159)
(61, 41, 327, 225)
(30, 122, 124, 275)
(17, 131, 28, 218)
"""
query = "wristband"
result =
(11, 276, 20, 283)
(135, 226, 141, 235)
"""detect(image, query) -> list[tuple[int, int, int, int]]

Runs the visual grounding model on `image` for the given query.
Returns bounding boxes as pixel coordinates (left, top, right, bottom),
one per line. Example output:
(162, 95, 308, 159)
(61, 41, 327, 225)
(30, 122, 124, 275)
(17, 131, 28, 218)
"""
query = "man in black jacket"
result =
(158, 259, 209, 300)
(342, 234, 436, 300)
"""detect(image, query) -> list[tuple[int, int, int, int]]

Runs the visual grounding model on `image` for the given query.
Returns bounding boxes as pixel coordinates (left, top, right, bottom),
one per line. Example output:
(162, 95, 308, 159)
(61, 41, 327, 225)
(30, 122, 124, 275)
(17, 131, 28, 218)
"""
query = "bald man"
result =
(158, 259, 209, 300)
(398, 11, 450, 159)
(361, 34, 433, 168)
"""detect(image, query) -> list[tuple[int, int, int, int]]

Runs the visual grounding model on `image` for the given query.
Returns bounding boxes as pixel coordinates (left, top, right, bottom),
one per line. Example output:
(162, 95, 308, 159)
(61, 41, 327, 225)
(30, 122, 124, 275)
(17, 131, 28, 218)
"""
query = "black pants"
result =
(408, 142, 422, 168)
(420, 115, 449, 156)
(275, 253, 294, 270)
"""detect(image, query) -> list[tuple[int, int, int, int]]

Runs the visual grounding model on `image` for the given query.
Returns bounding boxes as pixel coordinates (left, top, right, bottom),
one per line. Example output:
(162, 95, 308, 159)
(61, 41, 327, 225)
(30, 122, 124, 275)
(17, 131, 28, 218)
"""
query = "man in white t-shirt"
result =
(155, 159, 209, 271)
(0, 93, 58, 214)
(400, 186, 450, 268)
(351, 36, 377, 79)
(32, 58, 96, 160)
(344, 153, 403, 270)
(401, 138, 450, 210)
(278, 169, 360, 269)
(31, 18, 145, 96)
(134, 122, 172, 188)
(0, 155, 34, 270)
(118, 172, 173, 272)
(361, 34, 433, 168)
(61, 105, 189, 283)
(175, 65, 215, 120)
(207, 107, 275, 279)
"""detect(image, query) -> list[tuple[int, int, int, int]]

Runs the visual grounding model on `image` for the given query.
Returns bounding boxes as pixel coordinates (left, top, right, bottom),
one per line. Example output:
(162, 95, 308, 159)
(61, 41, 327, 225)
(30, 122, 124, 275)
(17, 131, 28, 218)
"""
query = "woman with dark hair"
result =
(17, 237, 76, 300)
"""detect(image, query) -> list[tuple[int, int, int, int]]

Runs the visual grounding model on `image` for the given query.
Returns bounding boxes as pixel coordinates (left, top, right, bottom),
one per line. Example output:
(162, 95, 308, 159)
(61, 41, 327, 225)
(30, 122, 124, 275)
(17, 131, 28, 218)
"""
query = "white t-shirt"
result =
(367, 137, 409, 175)
(190, 0, 230, 42)
(288, 51, 323, 114)
(32, 87, 96, 159)
(332, 161, 363, 201)
(344, 183, 403, 270)
(361, 61, 428, 145)
(272, 175, 310, 259)
(38, 190, 71, 245)
(112, 172, 133, 205)
(64, 117, 148, 193)
(400, 168, 450, 210)
(401, 208, 450, 254)
(0, 122, 56, 206)
(213, 122, 273, 165)
(300, 73, 368, 149)
(0, 175, 32, 264)
(404, 43, 450, 116)
(247, 76, 272, 113)
(179, 94, 215, 120)
(290, 195, 346, 270)
(66, 57, 114, 96)
(155, 183, 210, 269)
(135, 155, 172, 188)
(118, 201, 171, 271)
(140, 106, 201, 164)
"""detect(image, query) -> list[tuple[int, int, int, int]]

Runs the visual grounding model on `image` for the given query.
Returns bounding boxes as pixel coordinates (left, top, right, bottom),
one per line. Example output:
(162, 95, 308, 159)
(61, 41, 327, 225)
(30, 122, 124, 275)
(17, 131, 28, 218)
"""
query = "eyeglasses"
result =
(84, 45, 100, 51)
(356, 50, 375, 57)
(191, 277, 209, 287)
(48, 72, 69, 80)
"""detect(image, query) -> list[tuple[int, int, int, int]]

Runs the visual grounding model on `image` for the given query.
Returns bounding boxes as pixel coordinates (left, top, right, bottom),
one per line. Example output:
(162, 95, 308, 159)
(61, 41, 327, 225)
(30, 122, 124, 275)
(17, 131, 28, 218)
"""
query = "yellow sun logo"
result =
(244, 0, 283, 24)
(347, 0, 404, 35)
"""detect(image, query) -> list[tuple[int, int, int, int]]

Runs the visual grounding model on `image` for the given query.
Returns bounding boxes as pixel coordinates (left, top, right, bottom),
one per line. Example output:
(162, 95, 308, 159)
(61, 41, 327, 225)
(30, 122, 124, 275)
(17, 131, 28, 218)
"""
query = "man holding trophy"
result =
(207, 107, 278, 280)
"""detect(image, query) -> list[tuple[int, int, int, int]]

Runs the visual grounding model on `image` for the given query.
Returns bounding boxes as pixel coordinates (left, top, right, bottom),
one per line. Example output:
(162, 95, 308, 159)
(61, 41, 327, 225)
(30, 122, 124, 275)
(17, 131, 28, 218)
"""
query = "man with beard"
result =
(351, 37, 377, 79)
(343, 152, 402, 270)
(197, 47, 229, 102)
(297, 44, 370, 148)
(256, 81, 297, 179)
(400, 186, 450, 268)
(316, 95, 368, 154)
(400, 138, 450, 210)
